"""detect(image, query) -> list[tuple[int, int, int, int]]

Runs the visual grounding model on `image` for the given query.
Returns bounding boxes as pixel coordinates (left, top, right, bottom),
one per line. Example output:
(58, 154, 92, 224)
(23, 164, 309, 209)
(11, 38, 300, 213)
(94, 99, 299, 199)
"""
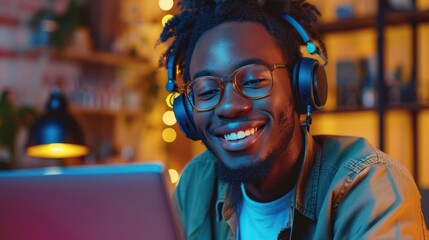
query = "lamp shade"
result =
(26, 90, 89, 158)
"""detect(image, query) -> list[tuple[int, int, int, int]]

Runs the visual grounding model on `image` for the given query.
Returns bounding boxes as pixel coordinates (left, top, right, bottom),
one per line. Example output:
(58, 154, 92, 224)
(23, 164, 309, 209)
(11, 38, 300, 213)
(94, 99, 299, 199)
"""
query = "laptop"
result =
(0, 162, 182, 240)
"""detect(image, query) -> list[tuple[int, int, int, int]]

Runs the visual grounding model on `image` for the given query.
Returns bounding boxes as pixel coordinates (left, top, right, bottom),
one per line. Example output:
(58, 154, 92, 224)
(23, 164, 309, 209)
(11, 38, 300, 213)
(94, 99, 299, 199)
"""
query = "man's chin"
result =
(216, 156, 273, 184)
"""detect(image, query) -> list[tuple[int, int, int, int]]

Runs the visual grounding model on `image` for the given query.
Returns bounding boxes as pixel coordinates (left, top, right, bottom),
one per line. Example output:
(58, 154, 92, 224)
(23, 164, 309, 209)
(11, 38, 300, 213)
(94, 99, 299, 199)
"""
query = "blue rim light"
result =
(0, 162, 165, 177)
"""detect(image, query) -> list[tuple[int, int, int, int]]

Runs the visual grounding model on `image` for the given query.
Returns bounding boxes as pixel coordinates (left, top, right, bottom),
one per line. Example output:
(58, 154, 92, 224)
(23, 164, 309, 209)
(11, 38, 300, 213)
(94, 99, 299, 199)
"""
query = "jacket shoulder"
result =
(178, 150, 218, 188)
(312, 136, 425, 237)
(315, 135, 414, 181)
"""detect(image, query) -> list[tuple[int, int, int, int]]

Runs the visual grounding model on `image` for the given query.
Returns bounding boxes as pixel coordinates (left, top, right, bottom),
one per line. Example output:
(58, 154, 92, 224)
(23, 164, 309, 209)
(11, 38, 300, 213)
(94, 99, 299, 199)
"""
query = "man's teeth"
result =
(224, 128, 258, 141)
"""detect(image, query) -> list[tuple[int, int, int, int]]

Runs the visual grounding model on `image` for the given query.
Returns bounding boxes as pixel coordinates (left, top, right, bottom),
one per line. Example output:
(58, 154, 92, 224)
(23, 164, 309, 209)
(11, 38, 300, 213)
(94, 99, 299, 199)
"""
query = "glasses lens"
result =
(187, 76, 221, 111)
(235, 64, 273, 98)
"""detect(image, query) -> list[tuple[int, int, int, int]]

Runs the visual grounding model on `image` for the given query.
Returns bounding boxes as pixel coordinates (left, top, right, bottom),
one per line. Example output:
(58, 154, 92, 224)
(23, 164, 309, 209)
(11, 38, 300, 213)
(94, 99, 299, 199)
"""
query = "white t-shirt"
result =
(237, 183, 292, 240)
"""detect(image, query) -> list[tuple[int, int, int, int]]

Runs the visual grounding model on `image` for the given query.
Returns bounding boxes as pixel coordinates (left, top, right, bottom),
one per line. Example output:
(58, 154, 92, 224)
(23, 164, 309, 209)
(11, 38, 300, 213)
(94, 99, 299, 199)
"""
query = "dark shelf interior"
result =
(315, 9, 429, 34)
(316, 103, 429, 115)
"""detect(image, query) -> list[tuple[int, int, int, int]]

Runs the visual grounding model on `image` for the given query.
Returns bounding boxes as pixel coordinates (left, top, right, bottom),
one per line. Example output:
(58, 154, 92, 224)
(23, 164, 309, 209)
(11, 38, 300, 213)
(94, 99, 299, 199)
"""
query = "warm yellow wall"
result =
(312, 112, 379, 147)
(418, 24, 429, 187)
(419, 24, 429, 103)
(418, 111, 429, 188)
(385, 26, 413, 85)
(417, 0, 429, 9)
(385, 111, 414, 170)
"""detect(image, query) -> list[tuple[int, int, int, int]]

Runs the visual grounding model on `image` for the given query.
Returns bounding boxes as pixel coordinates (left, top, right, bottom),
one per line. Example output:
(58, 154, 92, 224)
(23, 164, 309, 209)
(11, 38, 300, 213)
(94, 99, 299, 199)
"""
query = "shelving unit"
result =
(55, 51, 149, 69)
(316, 9, 429, 33)
(0, 48, 148, 68)
(312, 1, 429, 186)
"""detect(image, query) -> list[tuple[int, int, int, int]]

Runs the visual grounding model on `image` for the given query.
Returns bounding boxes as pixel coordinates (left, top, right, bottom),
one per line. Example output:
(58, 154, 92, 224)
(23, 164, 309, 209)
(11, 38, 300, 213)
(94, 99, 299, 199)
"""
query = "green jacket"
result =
(174, 133, 428, 239)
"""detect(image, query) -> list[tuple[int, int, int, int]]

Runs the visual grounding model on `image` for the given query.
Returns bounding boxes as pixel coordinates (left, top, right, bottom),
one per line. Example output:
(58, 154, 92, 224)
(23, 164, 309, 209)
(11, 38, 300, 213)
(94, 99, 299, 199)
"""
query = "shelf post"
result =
(410, 3, 419, 185)
(377, 0, 387, 151)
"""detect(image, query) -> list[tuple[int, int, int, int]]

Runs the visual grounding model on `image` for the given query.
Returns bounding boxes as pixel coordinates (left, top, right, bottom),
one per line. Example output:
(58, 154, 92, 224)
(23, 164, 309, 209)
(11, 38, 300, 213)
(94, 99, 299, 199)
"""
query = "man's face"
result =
(189, 22, 301, 182)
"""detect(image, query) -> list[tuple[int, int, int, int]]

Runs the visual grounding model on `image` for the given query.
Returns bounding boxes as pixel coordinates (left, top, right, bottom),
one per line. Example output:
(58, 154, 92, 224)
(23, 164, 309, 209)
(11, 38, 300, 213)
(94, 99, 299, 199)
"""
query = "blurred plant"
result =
(140, 69, 160, 114)
(53, 0, 88, 49)
(0, 90, 37, 169)
(31, 0, 87, 49)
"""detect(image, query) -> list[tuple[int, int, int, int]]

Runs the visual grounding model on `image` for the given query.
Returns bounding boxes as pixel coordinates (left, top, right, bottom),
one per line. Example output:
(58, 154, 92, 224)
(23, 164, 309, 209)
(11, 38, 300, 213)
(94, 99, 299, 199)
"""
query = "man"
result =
(159, 0, 428, 239)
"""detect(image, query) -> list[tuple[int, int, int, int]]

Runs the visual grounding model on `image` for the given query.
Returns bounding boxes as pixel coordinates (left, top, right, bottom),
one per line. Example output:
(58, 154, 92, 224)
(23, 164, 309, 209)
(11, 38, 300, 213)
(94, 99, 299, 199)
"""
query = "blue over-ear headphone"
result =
(166, 14, 328, 141)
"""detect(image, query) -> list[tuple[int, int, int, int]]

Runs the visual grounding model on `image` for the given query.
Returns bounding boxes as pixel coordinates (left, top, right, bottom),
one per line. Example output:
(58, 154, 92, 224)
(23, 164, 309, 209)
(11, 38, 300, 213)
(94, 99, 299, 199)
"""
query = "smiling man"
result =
(191, 22, 302, 194)
(159, 0, 428, 239)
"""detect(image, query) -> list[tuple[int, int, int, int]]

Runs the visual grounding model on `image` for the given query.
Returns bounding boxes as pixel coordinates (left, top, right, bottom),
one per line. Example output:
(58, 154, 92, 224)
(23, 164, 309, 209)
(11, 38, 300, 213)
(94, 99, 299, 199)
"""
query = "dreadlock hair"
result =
(159, 0, 327, 85)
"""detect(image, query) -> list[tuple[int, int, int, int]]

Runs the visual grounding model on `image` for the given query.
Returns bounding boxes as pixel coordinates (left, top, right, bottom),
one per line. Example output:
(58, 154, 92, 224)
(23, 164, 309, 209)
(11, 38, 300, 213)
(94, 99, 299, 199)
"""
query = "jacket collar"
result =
(294, 130, 320, 221)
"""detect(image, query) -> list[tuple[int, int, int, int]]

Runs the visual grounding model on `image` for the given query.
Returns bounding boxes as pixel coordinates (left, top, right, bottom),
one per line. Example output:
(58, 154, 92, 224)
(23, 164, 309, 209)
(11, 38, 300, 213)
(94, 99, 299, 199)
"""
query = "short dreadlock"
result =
(159, 0, 327, 86)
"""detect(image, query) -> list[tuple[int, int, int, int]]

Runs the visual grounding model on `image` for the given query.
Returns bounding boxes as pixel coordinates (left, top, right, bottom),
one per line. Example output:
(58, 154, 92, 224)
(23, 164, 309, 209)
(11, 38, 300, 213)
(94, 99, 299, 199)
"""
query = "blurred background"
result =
(0, 0, 428, 188)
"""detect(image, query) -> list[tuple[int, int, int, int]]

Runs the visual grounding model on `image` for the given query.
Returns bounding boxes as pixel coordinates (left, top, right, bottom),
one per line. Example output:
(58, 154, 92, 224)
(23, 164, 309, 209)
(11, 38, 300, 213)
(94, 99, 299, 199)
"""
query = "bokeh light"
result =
(163, 110, 177, 126)
(165, 92, 179, 108)
(168, 169, 180, 184)
(159, 0, 174, 11)
(162, 14, 174, 26)
(162, 128, 177, 143)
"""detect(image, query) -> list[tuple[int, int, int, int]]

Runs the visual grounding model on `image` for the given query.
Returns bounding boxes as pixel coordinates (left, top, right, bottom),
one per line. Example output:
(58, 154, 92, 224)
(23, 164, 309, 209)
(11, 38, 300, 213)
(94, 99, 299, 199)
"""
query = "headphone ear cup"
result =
(293, 57, 328, 114)
(173, 94, 200, 140)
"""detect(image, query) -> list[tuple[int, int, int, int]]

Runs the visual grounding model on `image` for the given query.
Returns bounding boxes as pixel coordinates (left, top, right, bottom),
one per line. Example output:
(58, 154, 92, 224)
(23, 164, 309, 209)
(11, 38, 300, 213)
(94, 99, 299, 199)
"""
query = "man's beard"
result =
(213, 110, 295, 184)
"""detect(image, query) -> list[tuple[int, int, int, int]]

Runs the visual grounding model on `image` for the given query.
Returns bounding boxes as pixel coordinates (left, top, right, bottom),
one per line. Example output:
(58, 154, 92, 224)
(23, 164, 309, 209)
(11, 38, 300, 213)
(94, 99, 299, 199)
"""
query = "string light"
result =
(165, 92, 179, 108)
(163, 110, 177, 126)
(162, 128, 177, 143)
(159, 0, 174, 11)
(168, 169, 180, 184)
(162, 14, 174, 26)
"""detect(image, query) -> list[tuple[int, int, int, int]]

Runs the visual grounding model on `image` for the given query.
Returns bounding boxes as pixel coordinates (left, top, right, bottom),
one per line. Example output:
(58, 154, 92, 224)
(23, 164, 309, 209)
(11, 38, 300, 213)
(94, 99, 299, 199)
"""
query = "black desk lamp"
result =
(26, 89, 89, 158)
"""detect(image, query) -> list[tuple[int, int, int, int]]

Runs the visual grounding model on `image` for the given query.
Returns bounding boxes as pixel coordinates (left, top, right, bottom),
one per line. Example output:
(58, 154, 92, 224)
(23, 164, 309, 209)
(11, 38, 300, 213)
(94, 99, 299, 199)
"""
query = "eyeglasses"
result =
(178, 63, 287, 112)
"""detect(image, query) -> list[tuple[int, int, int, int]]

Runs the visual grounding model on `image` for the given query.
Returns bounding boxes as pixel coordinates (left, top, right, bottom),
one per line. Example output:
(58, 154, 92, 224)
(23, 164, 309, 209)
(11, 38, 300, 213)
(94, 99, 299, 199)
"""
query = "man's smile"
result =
(223, 127, 258, 141)
(215, 123, 265, 152)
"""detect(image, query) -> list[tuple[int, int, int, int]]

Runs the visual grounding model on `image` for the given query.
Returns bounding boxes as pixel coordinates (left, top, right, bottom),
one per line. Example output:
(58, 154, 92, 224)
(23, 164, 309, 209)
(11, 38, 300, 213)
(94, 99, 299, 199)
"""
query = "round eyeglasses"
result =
(178, 63, 287, 112)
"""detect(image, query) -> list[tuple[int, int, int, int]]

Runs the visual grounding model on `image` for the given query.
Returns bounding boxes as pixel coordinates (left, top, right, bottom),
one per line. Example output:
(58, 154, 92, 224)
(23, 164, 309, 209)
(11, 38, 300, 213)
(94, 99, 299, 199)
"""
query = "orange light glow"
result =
(27, 143, 89, 158)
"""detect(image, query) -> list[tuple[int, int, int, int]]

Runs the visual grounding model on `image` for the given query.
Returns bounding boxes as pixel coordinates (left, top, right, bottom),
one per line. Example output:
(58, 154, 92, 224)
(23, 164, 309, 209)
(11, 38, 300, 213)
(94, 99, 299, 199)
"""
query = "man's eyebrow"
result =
(192, 58, 267, 79)
(193, 70, 215, 79)
(233, 58, 266, 69)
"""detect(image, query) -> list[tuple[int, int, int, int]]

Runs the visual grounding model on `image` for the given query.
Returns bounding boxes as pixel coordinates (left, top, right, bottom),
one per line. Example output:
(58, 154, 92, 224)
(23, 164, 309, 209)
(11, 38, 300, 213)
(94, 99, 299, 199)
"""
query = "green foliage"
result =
(0, 90, 37, 169)
(31, 0, 88, 49)
(52, 0, 88, 49)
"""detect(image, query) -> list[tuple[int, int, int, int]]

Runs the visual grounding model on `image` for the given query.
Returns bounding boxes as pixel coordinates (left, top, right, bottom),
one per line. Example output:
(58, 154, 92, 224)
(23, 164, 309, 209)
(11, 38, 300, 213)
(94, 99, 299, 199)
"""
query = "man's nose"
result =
(214, 83, 252, 118)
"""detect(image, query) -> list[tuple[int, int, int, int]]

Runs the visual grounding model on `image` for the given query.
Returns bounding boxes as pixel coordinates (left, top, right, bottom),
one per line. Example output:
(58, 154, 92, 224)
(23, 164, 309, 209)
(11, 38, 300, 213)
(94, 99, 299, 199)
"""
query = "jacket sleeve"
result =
(332, 152, 428, 239)
(173, 151, 218, 239)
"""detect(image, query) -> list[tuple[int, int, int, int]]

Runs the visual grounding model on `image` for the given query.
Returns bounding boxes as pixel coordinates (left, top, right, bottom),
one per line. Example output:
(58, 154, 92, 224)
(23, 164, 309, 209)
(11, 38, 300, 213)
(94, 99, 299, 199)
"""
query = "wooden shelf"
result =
(0, 49, 42, 58)
(315, 9, 429, 34)
(316, 103, 429, 115)
(0, 48, 148, 68)
(54, 51, 149, 68)
(387, 102, 429, 111)
(317, 107, 376, 114)
(70, 106, 140, 117)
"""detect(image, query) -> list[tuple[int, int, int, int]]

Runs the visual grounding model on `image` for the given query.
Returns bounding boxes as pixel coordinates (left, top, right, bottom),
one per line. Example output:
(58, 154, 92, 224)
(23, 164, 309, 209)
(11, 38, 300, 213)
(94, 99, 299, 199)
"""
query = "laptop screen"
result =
(0, 162, 182, 240)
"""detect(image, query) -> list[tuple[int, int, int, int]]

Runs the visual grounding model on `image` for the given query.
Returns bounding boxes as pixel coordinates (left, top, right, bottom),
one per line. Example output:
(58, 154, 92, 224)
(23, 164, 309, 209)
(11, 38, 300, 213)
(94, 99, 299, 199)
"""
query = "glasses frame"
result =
(178, 63, 287, 112)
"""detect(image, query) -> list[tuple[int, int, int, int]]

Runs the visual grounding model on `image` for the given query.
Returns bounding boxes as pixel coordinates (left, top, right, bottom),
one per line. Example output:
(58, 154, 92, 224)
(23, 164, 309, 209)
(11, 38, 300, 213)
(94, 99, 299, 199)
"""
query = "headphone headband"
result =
(166, 56, 177, 92)
(282, 14, 328, 67)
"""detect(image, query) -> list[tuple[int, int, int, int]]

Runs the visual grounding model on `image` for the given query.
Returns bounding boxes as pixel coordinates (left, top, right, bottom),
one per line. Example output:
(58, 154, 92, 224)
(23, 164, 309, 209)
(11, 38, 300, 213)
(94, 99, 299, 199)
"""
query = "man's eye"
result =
(242, 78, 270, 88)
(196, 89, 219, 100)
